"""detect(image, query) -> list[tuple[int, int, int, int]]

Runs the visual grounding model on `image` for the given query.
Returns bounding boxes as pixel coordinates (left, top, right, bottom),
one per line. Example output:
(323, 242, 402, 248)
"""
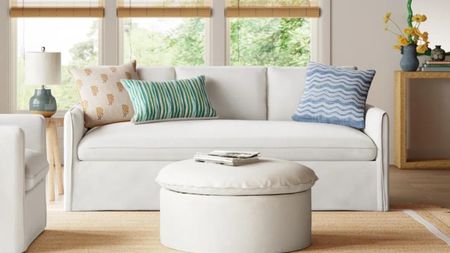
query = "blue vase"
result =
(29, 86, 57, 117)
(400, 44, 419, 71)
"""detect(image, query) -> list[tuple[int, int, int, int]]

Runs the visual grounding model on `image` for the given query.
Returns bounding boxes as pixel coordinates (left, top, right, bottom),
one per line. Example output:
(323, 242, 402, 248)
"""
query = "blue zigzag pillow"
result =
(292, 63, 376, 129)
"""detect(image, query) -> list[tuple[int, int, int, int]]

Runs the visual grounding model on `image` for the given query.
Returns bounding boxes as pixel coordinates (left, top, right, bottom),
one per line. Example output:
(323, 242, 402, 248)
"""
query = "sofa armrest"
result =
(64, 105, 86, 210)
(0, 126, 26, 251)
(0, 114, 45, 154)
(363, 105, 389, 211)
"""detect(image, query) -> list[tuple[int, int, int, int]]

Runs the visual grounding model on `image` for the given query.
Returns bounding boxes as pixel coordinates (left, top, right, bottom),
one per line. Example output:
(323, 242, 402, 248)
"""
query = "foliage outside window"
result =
(122, 17, 311, 67)
(16, 18, 99, 110)
(229, 18, 311, 66)
(122, 18, 207, 66)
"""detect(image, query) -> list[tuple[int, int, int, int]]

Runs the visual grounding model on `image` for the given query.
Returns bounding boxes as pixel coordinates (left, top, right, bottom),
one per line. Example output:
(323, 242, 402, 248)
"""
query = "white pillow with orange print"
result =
(70, 61, 139, 128)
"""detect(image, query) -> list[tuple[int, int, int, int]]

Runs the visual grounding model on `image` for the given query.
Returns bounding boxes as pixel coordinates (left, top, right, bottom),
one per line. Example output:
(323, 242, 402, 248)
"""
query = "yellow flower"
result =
(403, 27, 413, 36)
(384, 12, 392, 23)
(416, 43, 429, 54)
(420, 15, 427, 22)
(398, 36, 410, 46)
(393, 44, 402, 50)
(421, 32, 429, 42)
(412, 14, 422, 23)
(412, 27, 421, 37)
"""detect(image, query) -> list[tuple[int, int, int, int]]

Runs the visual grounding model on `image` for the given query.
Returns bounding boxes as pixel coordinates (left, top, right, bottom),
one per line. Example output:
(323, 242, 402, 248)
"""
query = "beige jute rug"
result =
(27, 206, 450, 253)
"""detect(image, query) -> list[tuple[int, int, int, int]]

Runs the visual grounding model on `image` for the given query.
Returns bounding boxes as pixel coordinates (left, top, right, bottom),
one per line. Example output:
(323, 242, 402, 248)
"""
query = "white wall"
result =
(331, 0, 406, 162)
(414, 0, 450, 50)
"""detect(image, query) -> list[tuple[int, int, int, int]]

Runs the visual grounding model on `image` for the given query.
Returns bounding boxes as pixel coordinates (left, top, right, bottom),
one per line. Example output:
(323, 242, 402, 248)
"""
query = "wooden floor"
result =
(390, 165, 450, 208)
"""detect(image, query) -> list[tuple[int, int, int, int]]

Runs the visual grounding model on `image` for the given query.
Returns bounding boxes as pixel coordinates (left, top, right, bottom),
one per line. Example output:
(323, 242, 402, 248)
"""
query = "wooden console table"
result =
(395, 71, 450, 169)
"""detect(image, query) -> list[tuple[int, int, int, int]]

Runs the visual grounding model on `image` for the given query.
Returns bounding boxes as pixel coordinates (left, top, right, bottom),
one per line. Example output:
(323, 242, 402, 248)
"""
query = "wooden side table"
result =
(395, 71, 450, 169)
(46, 117, 64, 201)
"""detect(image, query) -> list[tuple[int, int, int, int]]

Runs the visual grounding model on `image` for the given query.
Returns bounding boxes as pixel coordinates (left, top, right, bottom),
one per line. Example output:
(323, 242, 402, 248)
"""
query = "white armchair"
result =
(0, 115, 48, 253)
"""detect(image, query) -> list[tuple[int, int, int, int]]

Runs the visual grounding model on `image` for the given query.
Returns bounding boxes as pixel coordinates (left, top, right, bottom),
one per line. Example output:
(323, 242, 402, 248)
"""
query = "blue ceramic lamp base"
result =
(29, 85, 57, 118)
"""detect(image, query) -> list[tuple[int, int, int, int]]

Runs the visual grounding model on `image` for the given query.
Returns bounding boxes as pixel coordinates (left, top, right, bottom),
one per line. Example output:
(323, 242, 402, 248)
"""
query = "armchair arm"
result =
(0, 126, 25, 252)
(0, 114, 45, 154)
(363, 105, 390, 211)
(64, 104, 86, 210)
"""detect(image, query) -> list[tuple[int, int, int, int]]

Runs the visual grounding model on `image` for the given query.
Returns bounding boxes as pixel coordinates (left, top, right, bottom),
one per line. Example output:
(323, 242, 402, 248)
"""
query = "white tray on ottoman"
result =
(156, 158, 319, 253)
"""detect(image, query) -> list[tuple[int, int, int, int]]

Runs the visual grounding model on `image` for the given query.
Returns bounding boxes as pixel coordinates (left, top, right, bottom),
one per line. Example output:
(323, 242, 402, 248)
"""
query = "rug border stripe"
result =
(404, 209, 450, 247)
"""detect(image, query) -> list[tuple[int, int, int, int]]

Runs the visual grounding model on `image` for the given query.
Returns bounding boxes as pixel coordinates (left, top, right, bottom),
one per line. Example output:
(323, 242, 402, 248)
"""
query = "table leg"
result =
(46, 127, 55, 202)
(51, 126, 64, 195)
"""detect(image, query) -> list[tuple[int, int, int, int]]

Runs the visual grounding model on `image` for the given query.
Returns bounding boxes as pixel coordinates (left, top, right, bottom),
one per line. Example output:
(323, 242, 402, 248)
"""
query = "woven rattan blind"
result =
(10, 0, 104, 17)
(117, 0, 212, 17)
(226, 0, 320, 18)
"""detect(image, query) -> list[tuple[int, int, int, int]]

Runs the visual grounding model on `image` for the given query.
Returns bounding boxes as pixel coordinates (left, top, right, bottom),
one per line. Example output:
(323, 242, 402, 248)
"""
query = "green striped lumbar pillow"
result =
(121, 76, 217, 124)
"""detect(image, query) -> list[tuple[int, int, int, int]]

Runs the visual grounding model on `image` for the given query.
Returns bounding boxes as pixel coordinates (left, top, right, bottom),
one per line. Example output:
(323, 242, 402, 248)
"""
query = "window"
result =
(15, 18, 99, 110)
(118, 0, 211, 65)
(11, 0, 103, 110)
(9, 0, 323, 112)
(122, 18, 207, 65)
(226, 0, 319, 66)
(229, 18, 311, 66)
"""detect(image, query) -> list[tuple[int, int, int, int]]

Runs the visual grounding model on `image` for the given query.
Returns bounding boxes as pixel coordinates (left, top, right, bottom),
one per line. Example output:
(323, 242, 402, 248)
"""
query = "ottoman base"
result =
(160, 188, 312, 253)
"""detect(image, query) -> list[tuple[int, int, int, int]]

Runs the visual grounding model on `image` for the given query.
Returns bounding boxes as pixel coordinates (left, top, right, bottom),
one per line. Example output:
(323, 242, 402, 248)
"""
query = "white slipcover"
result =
(25, 149, 49, 191)
(78, 120, 377, 161)
(156, 159, 318, 195)
(175, 67, 267, 120)
(137, 67, 175, 81)
(267, 67, 308, 121)
(160, 188, 312, 253)
(64, 67, 389, 212)
(0, 115, 48, 253)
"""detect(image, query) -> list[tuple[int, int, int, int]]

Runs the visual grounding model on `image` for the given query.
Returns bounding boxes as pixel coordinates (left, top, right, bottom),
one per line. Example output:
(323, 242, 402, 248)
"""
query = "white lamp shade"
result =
(25, 52, 61, 85)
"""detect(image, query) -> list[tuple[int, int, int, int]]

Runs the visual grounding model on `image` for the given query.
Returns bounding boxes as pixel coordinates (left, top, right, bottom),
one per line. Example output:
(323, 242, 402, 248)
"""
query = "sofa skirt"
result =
(65, 160, 387, 211)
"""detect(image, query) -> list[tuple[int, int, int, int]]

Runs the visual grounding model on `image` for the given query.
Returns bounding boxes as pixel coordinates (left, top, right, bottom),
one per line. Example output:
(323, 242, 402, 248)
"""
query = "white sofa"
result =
(0, 115, 48, 253)
(64, 66, 389, 212)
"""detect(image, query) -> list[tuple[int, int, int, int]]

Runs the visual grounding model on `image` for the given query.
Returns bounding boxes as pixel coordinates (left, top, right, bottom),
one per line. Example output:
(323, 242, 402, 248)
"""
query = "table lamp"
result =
(25, 47, 61, 117)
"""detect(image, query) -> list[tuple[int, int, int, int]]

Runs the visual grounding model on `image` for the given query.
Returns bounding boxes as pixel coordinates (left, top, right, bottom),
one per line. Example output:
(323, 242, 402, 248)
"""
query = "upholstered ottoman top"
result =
(156, 159, 318, 196)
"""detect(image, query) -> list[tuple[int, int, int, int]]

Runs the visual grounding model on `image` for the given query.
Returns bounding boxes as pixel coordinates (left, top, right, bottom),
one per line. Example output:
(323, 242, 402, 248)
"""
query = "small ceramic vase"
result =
(431, 45, 446, 61)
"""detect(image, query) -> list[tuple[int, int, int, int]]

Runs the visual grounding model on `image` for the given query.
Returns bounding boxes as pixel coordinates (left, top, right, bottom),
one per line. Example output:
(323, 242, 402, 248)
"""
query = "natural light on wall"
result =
(226, 0, 319, 66)
(118, 0, 211, 65)
(11, 0, 102, 110)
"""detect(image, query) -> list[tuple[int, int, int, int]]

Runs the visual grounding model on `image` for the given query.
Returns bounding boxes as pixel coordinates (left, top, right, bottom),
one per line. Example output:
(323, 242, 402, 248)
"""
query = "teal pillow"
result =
(121, 76, 217, 124)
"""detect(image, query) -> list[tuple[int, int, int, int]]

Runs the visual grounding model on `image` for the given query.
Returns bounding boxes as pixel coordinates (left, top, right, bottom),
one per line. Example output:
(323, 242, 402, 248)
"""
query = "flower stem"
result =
(386, 28, 402, 37)
(407, 0, 414, 43)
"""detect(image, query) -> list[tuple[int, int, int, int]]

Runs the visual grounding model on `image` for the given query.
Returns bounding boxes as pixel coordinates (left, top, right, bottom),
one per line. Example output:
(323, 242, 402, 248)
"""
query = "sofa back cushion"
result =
(175, 67, 267, 120)
(267, 67, 307, 121)
(137, 67, 175, 81)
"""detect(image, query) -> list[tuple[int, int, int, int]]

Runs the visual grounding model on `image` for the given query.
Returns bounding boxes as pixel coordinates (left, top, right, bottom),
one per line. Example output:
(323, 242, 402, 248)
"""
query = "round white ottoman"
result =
(156, 159, 318, 253)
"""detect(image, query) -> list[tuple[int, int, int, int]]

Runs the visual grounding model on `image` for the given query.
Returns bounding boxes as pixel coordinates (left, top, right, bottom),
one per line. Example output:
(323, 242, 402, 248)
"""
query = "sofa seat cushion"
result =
(78, 120, 377, 161)
(156, 159, 318, 196)
(25, 149, 48, 191)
